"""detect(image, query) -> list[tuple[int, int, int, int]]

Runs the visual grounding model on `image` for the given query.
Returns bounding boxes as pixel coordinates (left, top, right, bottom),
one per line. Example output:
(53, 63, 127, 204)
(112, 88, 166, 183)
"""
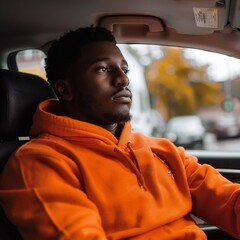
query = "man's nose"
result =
(113, 68, 129, 87)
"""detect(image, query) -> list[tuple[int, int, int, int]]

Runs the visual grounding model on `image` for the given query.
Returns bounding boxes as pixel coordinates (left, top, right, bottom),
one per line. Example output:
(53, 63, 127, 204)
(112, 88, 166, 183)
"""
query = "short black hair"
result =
(45, 26, 117, 87)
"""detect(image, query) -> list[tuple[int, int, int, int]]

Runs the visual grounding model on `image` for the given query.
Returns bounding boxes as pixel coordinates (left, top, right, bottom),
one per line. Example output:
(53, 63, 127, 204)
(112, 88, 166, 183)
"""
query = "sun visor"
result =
(170, 1, 229, 35)
(98, 2, 229, 37)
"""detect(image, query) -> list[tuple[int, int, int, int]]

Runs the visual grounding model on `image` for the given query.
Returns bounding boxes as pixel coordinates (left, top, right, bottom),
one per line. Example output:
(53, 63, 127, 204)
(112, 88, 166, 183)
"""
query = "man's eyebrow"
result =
(90, 57, 128, 66)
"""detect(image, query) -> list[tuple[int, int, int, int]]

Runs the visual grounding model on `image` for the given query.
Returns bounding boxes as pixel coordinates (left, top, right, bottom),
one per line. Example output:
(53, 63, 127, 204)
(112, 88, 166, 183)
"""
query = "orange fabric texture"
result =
(1, 99, 240, 240)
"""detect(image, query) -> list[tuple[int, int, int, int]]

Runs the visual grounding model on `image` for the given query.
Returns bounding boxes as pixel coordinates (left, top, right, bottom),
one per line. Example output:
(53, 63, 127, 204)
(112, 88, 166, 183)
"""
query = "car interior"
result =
(0, 69, 57, 239)
(1, 0, 240, 239)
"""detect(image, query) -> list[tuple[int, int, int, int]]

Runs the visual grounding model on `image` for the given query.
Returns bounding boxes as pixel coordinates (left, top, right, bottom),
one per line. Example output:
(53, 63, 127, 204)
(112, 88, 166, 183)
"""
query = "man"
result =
(0, 26, 240, 240)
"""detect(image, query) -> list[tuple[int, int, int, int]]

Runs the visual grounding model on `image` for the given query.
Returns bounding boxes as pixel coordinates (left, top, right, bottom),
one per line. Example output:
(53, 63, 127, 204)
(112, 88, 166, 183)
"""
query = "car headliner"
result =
(0, 0, 240, 59)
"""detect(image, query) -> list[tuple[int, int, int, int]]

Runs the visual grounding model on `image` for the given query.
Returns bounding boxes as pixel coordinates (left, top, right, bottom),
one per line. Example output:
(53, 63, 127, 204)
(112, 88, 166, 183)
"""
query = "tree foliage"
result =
(145, 47, 223, 120)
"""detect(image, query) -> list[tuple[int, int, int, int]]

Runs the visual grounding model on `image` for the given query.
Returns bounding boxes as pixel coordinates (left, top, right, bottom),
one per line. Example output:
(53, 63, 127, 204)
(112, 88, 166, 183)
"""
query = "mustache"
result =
(112, 87, 132, 99)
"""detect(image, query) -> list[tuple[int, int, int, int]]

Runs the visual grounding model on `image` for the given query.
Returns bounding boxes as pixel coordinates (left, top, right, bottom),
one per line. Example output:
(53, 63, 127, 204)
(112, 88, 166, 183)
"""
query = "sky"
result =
(184, 49, 240, 82)
(129, 44, 240, 82)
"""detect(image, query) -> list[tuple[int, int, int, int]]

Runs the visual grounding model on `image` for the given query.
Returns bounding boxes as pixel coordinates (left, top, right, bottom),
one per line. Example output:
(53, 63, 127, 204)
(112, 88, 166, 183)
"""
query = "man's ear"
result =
(55, 79, 73, 101)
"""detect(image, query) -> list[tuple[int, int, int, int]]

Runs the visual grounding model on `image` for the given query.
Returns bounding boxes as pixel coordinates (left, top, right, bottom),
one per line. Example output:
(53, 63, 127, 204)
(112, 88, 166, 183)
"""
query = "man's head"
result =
(45, 26, 117, 87)
(45, 26, 132, 132)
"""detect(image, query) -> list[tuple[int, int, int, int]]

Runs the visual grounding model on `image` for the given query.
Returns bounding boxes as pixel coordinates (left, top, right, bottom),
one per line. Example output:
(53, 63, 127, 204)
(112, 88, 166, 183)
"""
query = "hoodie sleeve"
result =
(182, 149, 240, 239)
(0, 142, 107, 240)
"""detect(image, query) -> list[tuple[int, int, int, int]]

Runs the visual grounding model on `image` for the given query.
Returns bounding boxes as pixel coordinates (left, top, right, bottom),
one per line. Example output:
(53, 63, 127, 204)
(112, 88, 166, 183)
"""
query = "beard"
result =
(103, 112, 132, 124)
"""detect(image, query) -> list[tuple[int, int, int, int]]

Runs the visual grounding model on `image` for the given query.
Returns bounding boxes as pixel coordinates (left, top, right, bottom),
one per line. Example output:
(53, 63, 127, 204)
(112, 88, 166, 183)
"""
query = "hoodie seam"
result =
(33, 188, 72, 239)
(17, 157, 71, 238)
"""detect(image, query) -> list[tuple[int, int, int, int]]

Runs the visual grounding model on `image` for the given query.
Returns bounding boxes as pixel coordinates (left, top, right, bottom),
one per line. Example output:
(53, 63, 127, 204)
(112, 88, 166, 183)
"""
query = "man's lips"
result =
(112, 89, 132, 103)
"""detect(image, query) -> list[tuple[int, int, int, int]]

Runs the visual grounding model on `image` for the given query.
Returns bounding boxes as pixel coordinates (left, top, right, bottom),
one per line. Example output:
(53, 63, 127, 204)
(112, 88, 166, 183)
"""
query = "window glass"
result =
(120, 44, 240, 151)
(16, 49, 47, 79)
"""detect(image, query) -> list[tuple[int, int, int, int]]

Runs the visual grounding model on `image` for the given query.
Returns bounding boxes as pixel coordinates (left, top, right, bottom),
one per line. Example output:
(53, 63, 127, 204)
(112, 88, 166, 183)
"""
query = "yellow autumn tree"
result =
(145, 47, 223, 120)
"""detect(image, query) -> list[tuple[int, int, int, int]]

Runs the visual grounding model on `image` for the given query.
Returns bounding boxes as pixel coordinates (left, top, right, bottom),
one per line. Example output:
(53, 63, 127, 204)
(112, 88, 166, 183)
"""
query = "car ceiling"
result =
(1, 0, 240, 57)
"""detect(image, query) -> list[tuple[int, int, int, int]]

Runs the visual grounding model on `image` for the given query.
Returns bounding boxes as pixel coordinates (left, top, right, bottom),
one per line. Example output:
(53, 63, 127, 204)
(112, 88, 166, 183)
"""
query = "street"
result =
(204, 133, 240, 151)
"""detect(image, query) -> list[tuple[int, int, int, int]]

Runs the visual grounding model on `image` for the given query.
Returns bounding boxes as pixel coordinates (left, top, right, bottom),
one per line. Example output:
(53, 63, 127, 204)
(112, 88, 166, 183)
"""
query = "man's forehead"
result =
(79, 42, 128, 65)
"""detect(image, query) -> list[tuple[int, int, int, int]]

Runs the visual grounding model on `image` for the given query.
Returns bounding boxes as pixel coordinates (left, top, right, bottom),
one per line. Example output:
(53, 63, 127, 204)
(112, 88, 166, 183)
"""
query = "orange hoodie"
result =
(0, 99, 240, 240)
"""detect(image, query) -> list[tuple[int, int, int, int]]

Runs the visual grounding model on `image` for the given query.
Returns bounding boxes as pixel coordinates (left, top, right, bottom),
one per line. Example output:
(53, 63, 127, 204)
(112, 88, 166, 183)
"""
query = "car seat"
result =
(0, 69, 57, 240)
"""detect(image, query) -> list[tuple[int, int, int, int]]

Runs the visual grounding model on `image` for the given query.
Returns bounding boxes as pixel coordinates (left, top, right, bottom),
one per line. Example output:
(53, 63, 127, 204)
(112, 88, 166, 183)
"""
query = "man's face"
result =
(67, 41, 132, 126)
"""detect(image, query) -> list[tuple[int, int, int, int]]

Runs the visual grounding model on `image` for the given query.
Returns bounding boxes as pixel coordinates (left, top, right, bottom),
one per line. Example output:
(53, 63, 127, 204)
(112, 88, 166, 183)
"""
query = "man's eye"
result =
(97, 67, 109, 73)
(122, 68, 130, 75)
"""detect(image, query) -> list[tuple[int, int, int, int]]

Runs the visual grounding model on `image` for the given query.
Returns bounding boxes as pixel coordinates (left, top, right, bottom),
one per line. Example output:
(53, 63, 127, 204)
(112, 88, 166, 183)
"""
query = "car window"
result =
(126, 44, 240, 152)
(16, 49, 47, 79)
(15, 44, 240, 152)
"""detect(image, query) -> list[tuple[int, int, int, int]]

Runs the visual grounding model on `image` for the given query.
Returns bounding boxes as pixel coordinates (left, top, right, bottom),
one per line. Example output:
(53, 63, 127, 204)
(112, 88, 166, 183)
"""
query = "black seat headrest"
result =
(0, 69, 57, 140)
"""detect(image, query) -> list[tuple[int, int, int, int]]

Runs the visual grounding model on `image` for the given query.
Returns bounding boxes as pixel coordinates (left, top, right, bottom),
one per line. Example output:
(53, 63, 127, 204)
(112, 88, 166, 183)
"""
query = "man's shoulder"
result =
(13, 134, 66, 158)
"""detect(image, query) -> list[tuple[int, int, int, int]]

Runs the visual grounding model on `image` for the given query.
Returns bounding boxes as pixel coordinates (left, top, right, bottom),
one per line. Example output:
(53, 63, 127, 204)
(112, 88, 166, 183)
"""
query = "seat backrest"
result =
(0, 69, 57, 240)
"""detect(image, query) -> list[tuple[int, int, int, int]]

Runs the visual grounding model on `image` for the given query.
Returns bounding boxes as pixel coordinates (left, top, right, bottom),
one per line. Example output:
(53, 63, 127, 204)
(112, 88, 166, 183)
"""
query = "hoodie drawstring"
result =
(114, 143, 147, 191)
(127, 142, 147, 191)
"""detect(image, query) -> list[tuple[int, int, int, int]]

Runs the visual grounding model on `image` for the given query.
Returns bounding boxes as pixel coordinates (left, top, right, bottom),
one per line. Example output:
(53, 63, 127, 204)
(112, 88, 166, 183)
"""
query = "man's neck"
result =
(104, 123, 123, 139)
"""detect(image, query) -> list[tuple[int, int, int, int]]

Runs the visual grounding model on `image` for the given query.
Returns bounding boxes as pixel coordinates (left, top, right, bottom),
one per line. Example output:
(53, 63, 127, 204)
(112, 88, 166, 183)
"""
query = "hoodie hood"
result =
(30, 99, 132, 146)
